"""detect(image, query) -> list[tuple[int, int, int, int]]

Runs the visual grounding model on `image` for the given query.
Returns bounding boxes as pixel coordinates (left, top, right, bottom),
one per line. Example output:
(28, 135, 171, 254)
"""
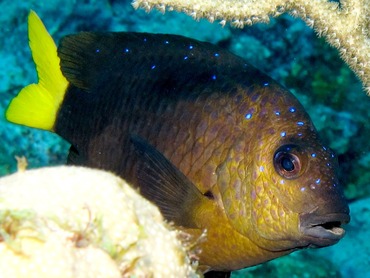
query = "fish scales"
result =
(56, 32, 267, 191)
(5, 11, 350, 273)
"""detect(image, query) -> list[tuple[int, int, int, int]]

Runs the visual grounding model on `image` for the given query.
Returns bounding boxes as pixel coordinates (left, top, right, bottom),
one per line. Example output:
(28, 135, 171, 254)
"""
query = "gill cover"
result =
(5, 10, 68, 131)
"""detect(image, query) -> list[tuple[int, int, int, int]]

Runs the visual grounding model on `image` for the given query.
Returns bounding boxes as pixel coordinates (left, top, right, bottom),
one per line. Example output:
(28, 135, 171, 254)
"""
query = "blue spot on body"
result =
(212, 74, 217, 80)
(259, 166, 264, 172)
(300, 187, 306, 192)
(297, 133, 303, 137)
(95, 49, 100, 53)
(323, 146, 327, 151)
(311, 153, 317, 158)
(165, 40, 169, 44)
(189, 45, 193, 49)
(327, 163, 331, 167)
(143, 38, 147, 42)
(315, 179, 321, 184)
(297, 121, 304, 126)
(280, 131, 286, 137)
(125, 48, 129, 53)
(214, 53, 219, 57)
(331, 153, 335, 158)
(275, 111, 280, 116)
(184, 56, 188, 60)
(151, 65, 156, 70)
(289, 107, 296, 113)
(263, 82, 269, 86)
(245, 113, 252, 120)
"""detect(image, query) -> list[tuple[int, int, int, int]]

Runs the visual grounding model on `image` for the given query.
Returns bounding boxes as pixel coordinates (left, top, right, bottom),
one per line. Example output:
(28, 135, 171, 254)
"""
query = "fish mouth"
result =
(299, 212, 350, 247)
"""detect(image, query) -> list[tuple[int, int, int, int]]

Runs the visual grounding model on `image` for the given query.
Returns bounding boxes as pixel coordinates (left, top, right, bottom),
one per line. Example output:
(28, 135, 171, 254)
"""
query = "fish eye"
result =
(281, 156, 295, 171)
(274, 145, 302, 179)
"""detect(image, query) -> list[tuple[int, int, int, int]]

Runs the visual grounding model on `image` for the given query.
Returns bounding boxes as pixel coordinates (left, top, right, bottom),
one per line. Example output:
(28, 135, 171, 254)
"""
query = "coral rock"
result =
(0, 166, 200, 278)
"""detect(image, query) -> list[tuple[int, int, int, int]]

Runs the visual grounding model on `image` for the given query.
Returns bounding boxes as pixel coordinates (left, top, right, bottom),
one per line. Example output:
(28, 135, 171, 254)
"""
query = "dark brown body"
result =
(56, 32, 295, 193)
(54, 32, 349, 271)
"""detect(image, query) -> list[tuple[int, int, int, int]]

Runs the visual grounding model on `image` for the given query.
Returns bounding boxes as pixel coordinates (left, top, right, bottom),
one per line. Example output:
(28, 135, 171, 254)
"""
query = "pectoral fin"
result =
(130, 135, 207, 228)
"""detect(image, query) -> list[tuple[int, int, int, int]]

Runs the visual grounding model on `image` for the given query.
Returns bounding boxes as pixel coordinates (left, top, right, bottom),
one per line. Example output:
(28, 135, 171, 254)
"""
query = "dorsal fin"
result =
(58, 32, 104, 90)
(58, 32, 150, 90)
(130, 135, 208, 228)
(57, 31, 248, 94)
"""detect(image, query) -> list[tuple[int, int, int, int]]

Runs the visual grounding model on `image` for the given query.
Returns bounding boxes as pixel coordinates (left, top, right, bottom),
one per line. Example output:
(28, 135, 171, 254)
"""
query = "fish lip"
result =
(299, 212, 350, 247)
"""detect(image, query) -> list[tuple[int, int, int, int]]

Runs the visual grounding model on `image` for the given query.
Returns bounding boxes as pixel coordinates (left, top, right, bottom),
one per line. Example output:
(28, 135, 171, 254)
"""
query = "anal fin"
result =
(67, 145, 84, 165)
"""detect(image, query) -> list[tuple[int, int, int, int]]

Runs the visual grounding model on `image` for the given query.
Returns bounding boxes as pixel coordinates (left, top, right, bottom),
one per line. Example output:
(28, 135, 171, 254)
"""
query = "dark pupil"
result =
(281, 156, 294, 171)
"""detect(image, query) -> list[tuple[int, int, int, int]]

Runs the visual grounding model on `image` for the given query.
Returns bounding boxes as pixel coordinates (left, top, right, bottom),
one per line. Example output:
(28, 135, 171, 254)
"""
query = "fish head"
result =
(217, 85, 350, 253)
(266, 135, 350, 248)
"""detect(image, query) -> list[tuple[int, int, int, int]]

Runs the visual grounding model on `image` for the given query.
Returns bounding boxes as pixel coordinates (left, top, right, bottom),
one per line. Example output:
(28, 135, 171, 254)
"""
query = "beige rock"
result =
(0, 166, 200, 278)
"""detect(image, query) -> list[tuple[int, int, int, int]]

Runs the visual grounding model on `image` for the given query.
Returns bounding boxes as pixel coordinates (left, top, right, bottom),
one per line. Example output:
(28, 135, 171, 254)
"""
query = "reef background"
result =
(0, 0, 369, 276)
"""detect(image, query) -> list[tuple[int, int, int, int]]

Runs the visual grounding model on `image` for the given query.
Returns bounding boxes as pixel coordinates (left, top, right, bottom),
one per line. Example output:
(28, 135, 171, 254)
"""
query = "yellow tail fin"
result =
(5, 10, 68, 131)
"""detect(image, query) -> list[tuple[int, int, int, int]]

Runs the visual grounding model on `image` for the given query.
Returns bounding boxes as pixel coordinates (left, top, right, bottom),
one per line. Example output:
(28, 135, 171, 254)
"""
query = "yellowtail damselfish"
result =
(6, 11, 350, 273)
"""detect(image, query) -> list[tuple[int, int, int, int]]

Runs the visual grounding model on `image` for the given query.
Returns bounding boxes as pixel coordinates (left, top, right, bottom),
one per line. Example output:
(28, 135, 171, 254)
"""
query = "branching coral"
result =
(133, 0, 370, 96)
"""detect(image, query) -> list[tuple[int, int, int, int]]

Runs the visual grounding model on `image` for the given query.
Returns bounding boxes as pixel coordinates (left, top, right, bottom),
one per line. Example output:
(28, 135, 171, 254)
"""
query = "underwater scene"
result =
(0, 0, 369, 277)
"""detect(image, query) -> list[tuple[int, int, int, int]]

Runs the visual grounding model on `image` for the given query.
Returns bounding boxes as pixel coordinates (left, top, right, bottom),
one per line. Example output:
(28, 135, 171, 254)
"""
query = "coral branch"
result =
(133, 0, 370, 95)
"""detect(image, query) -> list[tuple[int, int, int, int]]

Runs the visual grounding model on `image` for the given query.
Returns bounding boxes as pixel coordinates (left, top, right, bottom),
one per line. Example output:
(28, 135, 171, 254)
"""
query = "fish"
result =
(6, 11, 350, 273)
